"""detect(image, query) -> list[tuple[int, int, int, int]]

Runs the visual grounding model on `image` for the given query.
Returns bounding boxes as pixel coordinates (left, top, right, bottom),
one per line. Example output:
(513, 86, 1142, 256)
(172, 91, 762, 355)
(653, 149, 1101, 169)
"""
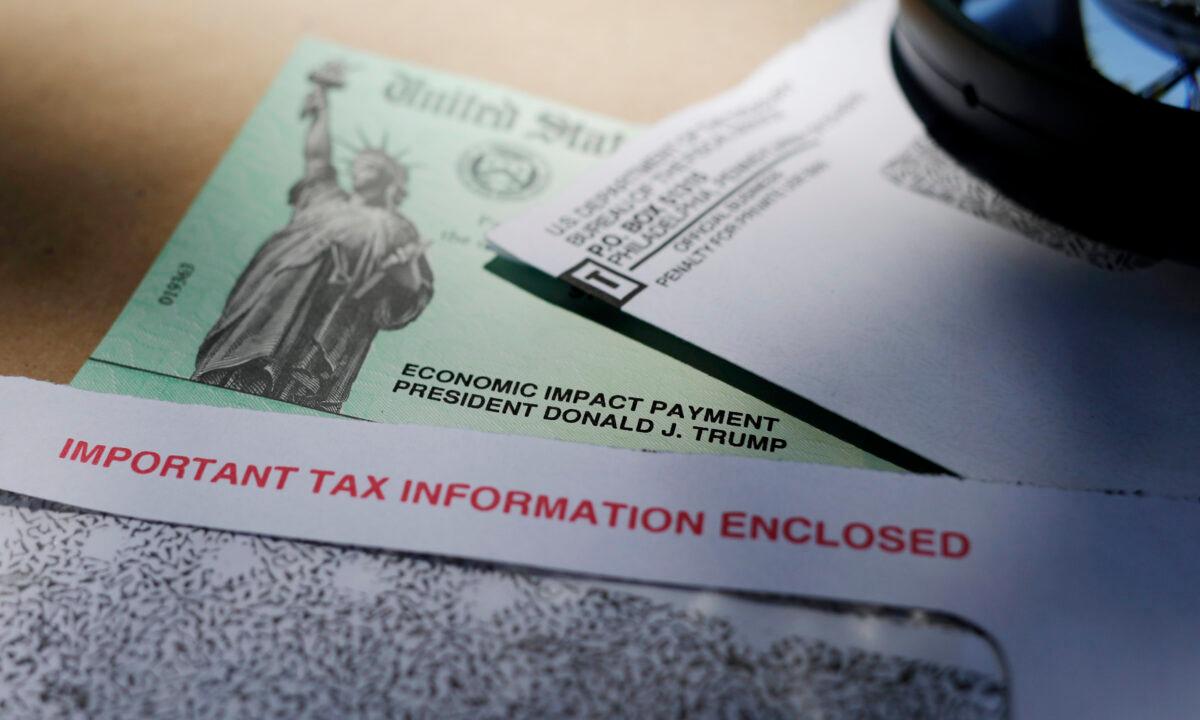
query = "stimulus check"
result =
(74, 38, 891, 471)
(489, 0, 1200, 496)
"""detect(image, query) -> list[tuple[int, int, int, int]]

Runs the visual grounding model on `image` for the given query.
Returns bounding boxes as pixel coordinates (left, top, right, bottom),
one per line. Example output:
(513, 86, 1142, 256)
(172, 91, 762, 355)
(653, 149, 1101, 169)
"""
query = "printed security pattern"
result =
(0, 493, 1006, 719)
(882, 138, 1155, 272)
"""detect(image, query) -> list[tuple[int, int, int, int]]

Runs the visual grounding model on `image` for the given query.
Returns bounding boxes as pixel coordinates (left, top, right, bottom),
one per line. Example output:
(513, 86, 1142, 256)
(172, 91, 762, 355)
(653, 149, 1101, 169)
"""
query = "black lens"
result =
(960, 0, 1200, 110)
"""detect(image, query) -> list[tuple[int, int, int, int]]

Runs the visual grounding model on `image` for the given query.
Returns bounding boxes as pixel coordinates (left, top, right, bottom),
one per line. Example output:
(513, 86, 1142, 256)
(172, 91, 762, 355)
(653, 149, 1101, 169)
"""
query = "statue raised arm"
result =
(298, 61, 347, 183)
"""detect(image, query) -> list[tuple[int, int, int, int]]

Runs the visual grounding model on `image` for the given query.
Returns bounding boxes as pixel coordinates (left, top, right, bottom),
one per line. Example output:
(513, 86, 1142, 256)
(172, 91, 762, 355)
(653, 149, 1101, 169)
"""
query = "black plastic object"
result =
(892, 0, 1199, 264)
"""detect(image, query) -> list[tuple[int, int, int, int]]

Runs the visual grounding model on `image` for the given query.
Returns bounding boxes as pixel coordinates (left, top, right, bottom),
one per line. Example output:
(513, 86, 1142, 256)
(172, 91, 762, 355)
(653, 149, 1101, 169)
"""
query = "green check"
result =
(75, 38, 892, 470)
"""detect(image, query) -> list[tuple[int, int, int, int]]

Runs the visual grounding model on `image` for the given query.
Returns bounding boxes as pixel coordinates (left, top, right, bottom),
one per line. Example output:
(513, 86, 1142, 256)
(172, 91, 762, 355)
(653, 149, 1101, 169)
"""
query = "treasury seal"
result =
(457, 143, 550, 200)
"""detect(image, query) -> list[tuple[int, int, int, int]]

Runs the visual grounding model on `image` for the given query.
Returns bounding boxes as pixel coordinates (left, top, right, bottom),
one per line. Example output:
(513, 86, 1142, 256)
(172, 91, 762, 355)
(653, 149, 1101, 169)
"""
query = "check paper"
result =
(0, 377, 1197, 719)
(488, 0, 1200, 495)
(73, 38, 891, 471)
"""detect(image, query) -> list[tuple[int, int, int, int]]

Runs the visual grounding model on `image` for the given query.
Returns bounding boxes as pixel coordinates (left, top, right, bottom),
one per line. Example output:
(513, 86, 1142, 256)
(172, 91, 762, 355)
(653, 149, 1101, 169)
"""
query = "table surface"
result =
(0, 0, 846, 382)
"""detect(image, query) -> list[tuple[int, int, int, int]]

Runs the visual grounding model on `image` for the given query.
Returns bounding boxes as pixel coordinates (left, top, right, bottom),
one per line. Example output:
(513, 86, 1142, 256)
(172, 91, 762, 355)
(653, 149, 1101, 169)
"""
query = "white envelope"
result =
(1, 377, 1199, 718)
(487, 0, 1200, 496)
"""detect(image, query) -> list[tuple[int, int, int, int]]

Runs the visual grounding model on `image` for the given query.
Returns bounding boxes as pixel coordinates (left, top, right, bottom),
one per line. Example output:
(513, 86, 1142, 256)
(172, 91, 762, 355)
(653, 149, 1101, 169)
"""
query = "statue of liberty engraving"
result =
(194, 61, 433, 413)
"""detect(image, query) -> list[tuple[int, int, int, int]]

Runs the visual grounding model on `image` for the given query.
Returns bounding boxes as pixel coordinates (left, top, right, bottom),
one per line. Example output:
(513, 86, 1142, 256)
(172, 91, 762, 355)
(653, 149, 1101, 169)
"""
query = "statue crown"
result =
(341, 130, 410, 186)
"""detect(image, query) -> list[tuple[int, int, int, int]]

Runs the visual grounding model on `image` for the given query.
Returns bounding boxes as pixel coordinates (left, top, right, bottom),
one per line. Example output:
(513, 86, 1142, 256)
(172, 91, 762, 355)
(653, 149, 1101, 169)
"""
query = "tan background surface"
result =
(0, 0, 845, 382)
